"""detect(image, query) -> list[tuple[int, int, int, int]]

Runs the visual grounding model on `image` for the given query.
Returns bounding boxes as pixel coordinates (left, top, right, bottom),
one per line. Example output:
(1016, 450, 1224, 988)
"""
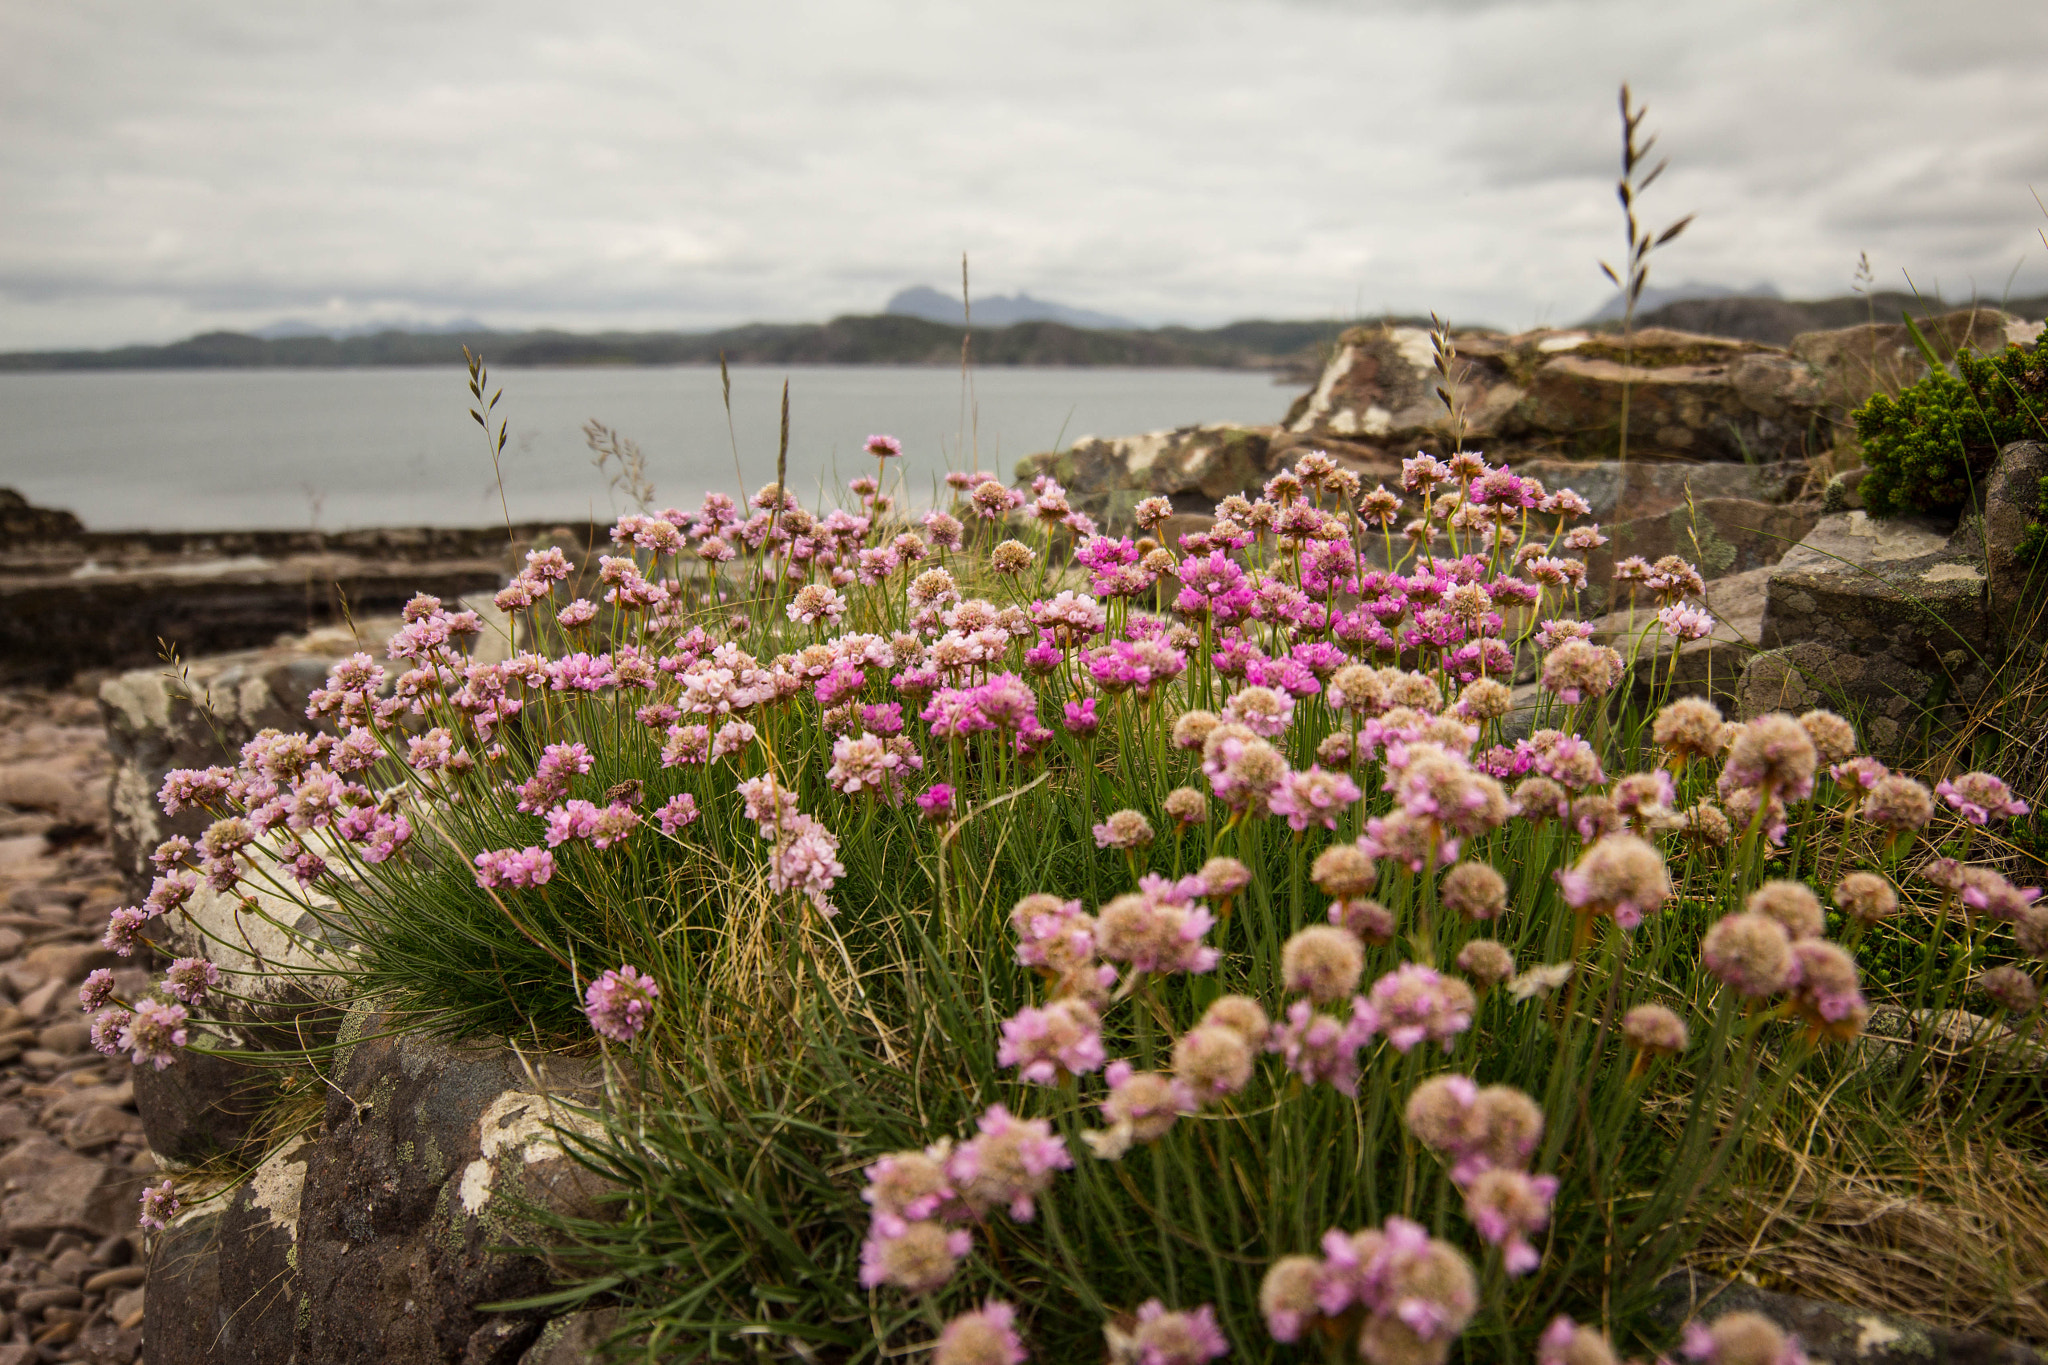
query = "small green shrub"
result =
(1854, 327, 2048, 518)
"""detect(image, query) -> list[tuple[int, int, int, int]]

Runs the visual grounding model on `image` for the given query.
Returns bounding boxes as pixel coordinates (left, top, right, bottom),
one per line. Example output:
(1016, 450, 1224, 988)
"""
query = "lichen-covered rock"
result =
(1760, 512, 1990, 667)
(1789, 307, 2037, 417)
(1013, 425, 1280, 531)
(1735, 642, 1941, 763)
(1585, 498, 1819, 614)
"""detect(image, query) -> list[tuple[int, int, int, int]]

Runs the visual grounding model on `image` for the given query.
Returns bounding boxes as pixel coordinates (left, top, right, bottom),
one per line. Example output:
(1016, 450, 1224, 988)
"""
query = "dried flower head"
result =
(1652, 697, 1725, 762)
(1861, 774, 1935, 833)
(989, 540, 1036, 574)
(1199, 856, 1252, 899)
(1723, 713, 1818, 801)
(1312, 844, 1378, 898)
(1681, 1311, 1807, 1365)
(935, 1301, 1028, 1365)
(1260, 1255, 1324, 1343)
(1538, 1317, 1620, 1365)
(1201, 994, 1270, 1048)
(1682, 801, 1732, 846)
(1457, 678, 1513, 721)
(1440, 861, 1508, 921)
(1330, 897, 1397, 944)
(1172, 709, 1221, 750)
(1937, 771, 2031, 825)
(1455, 939, 1514, 988)
(1094, 809, 1157, 851)
(1540, 639, 1625, 705)
(1701, 913, 1795, 998)
(1556, 834, 1671, 928)
(1621, 1003, 1688, 1055)
(1797, 710, 1857, 764)
(1282, 925, 1366, 1003)
(1511, 776, 1569, 822)
(1163, 787, 1209, 827)
(1831, 871, 1898, 924)
(1173, 1023, 1255, 1102)
(1979, 965, 2040, 1015)
(1747, 880, 1824, 940)
(859, 1216, 973, 1292)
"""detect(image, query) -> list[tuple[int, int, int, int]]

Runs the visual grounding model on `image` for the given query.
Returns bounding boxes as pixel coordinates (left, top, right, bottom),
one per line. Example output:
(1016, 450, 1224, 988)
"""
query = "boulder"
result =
(1760, 512, 1991, 668)
(1589, 564, 1773, 705)
(1788, 307, 2038, 418)
(1653, 1269, 2045, 1365)
(1585, 499, 1820, 614)
(519, 1310, 620, 1365)
(141, 1207, 226, 1365)
(1013, 425, 1281, 531)
(1512, 459, 1804, 527)
(1735, 642, 1938, 763)
(1279, 324, 1826, 464)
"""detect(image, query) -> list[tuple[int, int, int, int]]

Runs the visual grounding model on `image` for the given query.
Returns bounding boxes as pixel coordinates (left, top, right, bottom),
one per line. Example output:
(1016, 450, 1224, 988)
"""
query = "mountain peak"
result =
(885, 285, 1135, 331)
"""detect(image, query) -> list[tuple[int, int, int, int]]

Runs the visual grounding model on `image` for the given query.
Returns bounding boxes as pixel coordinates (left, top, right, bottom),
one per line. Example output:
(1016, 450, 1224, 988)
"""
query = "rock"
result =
(37, 1020, 92, 1056)
(1980, 440, 2048, 639)
(1653, 1268, 2045, 1365)
(3, 943, 113, 999)
(1760, 512, 1991, 671)
(1280, 324, 1826, 464)
(211, 1139, 312, 1364)
(0, 1137, 141, 1244)
(1013, 425, 1280, 531)
(1735, 642, 1940, 763)
(1514, 459, 1804, 527)
(0, 489, 84, 546)
(140, 1208, 222, 1365)
(131, 1027, 271, 1163)
(0, 761, 106, 827)
(1822, 466, 1867, 513)
(1788, 307, 2036, 418)
(518, 1310, 620, 1364)
(1585, 499, 1820, 614)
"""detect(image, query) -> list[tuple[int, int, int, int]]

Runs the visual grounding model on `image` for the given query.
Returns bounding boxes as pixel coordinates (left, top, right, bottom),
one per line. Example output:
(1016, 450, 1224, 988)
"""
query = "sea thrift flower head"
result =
(998, 997, 1107, 1084)
(989, 539, 1036, 575)
(120, 998, 189, 1070)
(101, 906, 147, 957)
(1270, 766, 1363, 832)
(1172, 709, 1221, 750)
(1748, 880, 1824, 940)
(916, 783, 956, 821)
(1526, 729, 1605, 791)
(859, 1216, 973, 1292)
(1623, 1003, 1689, 1055)
(2016, 906, 2048, 961)
(1119, 1301, 1230, 1365)
(862, 1148, 955, 1222)
(1440, 861, 1508, 921)
(1260, 1255, 1325, 1343)
(1658, 603, 1717, 641)
(1978, 964, 2040, 1015)
(1163, 787, 1209, 827)
(1086, 1061, 1193, 1158)
(1223, 685, 1294, 739)
(1511, 776, 1570, 821)
(1797, 709, 1857, 764)
(1370, 964, 1476, 1054)
(90, 1008, 131, 1057)
(1282, 925, 1365, 1003)
(1358, 1219, 1479, 1364)
(1329, 897, 1395, 944)
(1654, 697, 1727, 763)
(1195, 858, 1250, 902)
(1269, 999, 1376, 1095)
(1361, 809, 1454, 875)
(947, 1105, 1073, 1220)
(1173, 1023, 1255, 1102)
(584, 966, 660, 1042)
(1681, 1311, 1808, 1365)
(79, 968, 118, 1014)
(1462, 1167, 1558, 1275)
(1555, 834, 1671, 928)
(1937, 772, 2031, 825)
(138, 1179, 179, 1232)
(1540, 639, 1625, 705)
(1861, 774, 1934, 833)
(865, 433, 903, 458)
(1570, 793, 1622, 844)
(1094, 809, 1156, 851)
(162, 957, 219, 1005)
(1538, 1318, 1620, 1365)
(934, 1301, 1028, 1365)
(1723, 714, 1818, 802)
(1455, 678, 1513, 722)
(1959, 867, 2043, 923)
(1456, 939, 1514, 988)
(1832, 871, 1897, 923)
(1701, 913, 1795, 998)
(1201, 994, 1269, 1048)
(1095, 893, 1219, 976)
(1611, 770, 1679, 829)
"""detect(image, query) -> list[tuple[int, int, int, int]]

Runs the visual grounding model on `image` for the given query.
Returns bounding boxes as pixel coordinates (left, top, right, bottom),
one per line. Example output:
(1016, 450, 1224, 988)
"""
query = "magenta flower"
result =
(654, 793, 700, 835)
(1063, 697, 1102, 736)
(1269, 766, 1363, 832)
(1268, 998, 1376, 1095)
(584, 965, 660, 1043)
(916, 783, 956, 821)
(865, 433, 904, 459)
(138, 1179, 180, 1232)
(1367, 964, 1474, 1053)
(946, 1104, 1073, 1221)
(1128, 1300, 1229, 1365)
(120, 998, 189, 1070)
(934, 1301, 1027, 1365)
(163, 957, 220, 1006)
(997, 998, 1107, 1084)
(473, 846, 555, 890)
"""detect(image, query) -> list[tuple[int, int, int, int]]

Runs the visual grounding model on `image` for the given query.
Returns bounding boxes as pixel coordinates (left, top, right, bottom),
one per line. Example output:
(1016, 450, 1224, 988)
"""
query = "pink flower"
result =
(1269, 767, 1363, 832)
(654, 793, 700, 835)
(584, 965, 660, 1042)
(1128, 1300, 1229, 1365)
(120, 998, 189, 1070)
(998, 998, 1107, 1084)
(916, 783, 956, 821)
(473, 846, 555, 890)
(865, 433, 904, 459)
(162, 958, 219, 1005)
(1367, 964, 1474, 1053)
(138, 1179, 180, 1232)
(1461, 1169, 1558, 1275)
(1936, 773, 2030, 825)
(1268, 998, 1377, 1095)
(946, 1105, 1072, 1221)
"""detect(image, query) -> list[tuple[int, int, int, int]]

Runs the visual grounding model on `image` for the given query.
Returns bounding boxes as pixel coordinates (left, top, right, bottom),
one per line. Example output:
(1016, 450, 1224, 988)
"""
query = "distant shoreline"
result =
(0, 313, 1358, 376)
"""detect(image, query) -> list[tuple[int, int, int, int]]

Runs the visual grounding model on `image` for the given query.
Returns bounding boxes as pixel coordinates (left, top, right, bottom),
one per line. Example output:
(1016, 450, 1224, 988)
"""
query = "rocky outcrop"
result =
(144, 1012, 615, 1365)
(1654, 1270, 2045, 1365)
(1789, 308, 2039, 420)
(1277, 324, 1826, 466)
(1014, 425, 1281, 530)
(0, 490, 84, 548)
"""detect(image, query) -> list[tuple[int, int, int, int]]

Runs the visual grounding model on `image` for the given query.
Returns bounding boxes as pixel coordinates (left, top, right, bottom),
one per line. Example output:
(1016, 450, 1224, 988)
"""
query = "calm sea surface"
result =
(0, 366, 1290, 532)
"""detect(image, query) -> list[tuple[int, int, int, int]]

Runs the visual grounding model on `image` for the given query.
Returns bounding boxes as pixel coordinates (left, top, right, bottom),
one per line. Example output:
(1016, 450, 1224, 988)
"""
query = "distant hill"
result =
(0, 314, 1362, 373)
(251, 317, 489, 340)
(1597, 291, 2048, 346)
(886, 285, 1136, 330)
(1579, 280, 1781, 325)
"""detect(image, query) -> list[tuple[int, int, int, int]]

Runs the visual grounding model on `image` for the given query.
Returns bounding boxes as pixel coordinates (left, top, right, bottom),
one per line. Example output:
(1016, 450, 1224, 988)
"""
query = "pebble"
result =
(0, 688, 143, 1364)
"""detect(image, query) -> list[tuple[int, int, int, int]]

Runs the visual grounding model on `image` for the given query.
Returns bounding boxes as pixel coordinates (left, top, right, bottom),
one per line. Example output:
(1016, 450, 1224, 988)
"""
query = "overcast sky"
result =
(3, 0, 2046, 349)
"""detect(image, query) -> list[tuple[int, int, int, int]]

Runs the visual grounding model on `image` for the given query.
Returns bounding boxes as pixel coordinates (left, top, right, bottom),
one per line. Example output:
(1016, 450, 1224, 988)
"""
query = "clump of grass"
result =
(94, 376, 2048, 1363)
